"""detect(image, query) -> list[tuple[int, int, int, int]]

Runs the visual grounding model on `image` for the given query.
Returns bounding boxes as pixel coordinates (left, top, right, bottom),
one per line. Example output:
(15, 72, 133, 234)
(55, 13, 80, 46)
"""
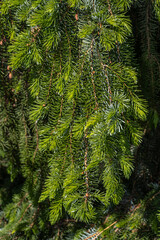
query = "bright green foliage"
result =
(0, 0, 160, 239)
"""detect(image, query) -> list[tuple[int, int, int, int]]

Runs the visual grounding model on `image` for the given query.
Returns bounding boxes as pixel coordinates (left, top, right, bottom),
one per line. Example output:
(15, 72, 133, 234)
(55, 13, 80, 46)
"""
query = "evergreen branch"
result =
(17, 193, 28, 207)
(59, 4, 70, 22)
(47, 62, 54, 100)
(29, 207, 39, 228)
(146, 3, 151, 58)
(116, 41, 121, 62)
(80, 47, 91, 75)
(152, 55, 160, 77)
(69, 101, 75, 164)
(51, 96, 63, 134)
(84, 130, 89, 203)
(17, 178, 39, 208)
(58, 96, 64, 124)
(60, 144, 68, 174)
(96, 49, 112, 103)
(33, 121, 39, 162)
(18, 203, 32, 224)
(60, 51, 62, 74)
(103, 63, 133, 96)
(0, 1, 153, 238)
(146, 3, 155, 97)
(91, 39, 98, 110)
(22, 115, 28, 147)
(64, 26, 71, 59)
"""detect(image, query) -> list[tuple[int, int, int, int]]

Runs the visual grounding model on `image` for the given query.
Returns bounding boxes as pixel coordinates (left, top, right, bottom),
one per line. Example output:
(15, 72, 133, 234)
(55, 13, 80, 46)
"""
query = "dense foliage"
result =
(0, 0, 160, 239)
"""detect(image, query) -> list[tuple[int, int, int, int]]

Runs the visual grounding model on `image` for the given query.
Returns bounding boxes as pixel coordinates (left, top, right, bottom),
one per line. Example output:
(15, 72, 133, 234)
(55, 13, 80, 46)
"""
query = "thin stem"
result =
(107, 0, 113, 16)
(83, 221, 117, 240)
(18, 203, 32, 224)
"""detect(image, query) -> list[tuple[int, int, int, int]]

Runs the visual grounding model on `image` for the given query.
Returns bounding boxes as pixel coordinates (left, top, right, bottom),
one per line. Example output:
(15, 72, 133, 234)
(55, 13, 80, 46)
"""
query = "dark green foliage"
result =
(1, 0, 160, 239)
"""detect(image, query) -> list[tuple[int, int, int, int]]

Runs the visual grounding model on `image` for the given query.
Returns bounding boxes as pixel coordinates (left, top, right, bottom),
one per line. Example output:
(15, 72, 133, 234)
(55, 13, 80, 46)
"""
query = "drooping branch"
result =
(51, 96, 64, 134)
(64, 26, 71, 59)
(60, 144, 68, 174)
(47, 62, 54, 100)
(146, 2, 155, 99)
(97, 50, 112, 104)
(69, 101, 75, 164)
(58, 96, 63, 124)
(91, 40, 98, 110)
(22, 115, 28, 147)
(84, 130, 89, 203)
(33, 122, 39, 162)
(18, 203, 32, 224)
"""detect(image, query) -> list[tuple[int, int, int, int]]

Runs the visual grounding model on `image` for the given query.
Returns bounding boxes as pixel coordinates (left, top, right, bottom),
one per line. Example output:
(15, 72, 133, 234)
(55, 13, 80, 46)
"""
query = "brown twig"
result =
(83, 221, 117, 240)
(18, 203, 32, 224)
(93, 0, 95, 9)
(95, 221, 117, 239)
(107, 0, 113, 16)
(146, 190, 160, 204)
(29, 207, 39, 228)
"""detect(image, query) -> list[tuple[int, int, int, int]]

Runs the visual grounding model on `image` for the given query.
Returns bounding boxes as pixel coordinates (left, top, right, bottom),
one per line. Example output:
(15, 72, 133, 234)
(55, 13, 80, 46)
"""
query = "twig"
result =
(83, 221, 117, 240)
(18, 203, 32, 224)
(95, 221, 117, 239)
(107, 0, 113, 16)
(29, 207, 39, 228)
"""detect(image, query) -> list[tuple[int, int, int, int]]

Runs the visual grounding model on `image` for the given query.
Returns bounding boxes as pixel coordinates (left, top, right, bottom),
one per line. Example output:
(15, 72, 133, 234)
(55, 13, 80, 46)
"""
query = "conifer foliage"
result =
(0, 0, 160, 239)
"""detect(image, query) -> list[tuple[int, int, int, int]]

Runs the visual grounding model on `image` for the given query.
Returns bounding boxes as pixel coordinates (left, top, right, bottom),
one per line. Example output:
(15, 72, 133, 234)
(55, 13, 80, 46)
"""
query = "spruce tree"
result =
(0, 0, 160, 239)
